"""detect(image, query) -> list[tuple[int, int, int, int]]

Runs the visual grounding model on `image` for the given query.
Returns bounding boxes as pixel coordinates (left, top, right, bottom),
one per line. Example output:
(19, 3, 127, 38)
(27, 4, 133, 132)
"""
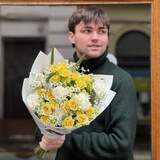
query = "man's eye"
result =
(99, 30, 107, 34)
(82, 30, 91, 33)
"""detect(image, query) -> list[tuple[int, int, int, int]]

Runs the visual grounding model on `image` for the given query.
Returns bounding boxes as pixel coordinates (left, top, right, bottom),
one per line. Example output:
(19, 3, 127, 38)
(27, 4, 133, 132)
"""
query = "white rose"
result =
(73, 93, 91, 111)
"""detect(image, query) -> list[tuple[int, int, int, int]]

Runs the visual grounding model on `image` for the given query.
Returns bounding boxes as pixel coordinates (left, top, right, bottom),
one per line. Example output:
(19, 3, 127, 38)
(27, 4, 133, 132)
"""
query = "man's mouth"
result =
(89, 44, 100, 47)
(88, 45, 101, 50)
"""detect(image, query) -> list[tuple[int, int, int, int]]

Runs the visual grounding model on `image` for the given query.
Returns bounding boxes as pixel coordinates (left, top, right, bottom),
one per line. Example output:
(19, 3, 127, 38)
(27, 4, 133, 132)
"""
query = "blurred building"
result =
(0, 5, 150, 160)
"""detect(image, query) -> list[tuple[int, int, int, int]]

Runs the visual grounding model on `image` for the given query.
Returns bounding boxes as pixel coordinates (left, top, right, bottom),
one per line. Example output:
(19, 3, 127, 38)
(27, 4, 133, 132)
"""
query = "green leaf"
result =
(46, 72, 54, 83)
(50, 48, 54, 65)
(72, 54, 85, 71)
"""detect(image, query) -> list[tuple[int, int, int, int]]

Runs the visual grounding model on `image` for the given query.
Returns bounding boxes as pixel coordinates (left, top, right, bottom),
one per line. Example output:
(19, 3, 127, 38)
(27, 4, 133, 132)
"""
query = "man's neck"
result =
(76, 52, 88, 60)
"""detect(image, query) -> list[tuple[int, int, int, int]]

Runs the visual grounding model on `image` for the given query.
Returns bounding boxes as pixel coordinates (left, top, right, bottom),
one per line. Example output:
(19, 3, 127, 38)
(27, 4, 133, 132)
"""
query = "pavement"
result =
(0, 150, 151, 160)
(0, 134, 151, 160)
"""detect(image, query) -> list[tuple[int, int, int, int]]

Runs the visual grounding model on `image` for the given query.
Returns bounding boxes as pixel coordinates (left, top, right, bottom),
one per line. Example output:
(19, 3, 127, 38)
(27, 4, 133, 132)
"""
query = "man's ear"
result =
(68, 32, 75, 44)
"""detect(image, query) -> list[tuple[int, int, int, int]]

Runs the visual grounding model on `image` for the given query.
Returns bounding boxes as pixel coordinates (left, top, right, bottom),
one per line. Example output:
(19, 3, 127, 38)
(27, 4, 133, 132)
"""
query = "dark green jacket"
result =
(35, 53, 138, 160)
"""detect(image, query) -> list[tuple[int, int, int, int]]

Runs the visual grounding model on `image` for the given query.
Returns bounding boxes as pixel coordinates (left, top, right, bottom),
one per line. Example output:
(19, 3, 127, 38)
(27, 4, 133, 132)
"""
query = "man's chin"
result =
(86, 51, 103, 59)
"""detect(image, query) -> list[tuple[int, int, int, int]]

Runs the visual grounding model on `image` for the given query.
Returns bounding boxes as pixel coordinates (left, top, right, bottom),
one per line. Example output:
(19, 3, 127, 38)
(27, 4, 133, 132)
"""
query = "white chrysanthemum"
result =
(29, 72, 46, 89)
(73, 93, 91, 111)
(93, 79, 106, 98)
(52, 86, 68, 102)
(27, 93, 41, 110)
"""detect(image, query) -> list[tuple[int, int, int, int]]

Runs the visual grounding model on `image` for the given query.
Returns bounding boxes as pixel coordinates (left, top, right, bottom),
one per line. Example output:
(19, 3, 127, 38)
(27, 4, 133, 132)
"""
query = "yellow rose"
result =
(41, 103, 52, 116)
(77, 113, 88, 125)
(76, 110, 84, 116)
(86, 106, 96, 119)
(63, 116, 74, 128)
(62, 101, 70, 113)
(68, 99, 78, 111)
(49, 100, 58, 111)
(41, 101, 57, 115)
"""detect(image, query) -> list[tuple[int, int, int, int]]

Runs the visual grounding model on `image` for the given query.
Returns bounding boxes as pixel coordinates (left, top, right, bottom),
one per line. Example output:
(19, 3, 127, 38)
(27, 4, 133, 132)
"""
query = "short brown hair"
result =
(68, 6, 110, 33)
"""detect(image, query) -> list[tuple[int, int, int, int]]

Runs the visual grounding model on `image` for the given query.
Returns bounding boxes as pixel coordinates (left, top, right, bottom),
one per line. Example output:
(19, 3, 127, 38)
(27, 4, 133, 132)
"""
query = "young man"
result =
(36, 6, 138, 160)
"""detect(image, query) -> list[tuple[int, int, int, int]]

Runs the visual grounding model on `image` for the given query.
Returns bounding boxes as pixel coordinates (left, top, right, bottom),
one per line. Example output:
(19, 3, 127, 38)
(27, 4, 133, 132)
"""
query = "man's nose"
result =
(91, 31, 99, 40)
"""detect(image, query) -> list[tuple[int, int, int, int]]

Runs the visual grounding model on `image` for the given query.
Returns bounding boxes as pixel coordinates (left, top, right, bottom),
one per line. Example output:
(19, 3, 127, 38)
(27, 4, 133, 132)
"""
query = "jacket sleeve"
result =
(34, 127, 43, 143)
(61, 73, 138, 160)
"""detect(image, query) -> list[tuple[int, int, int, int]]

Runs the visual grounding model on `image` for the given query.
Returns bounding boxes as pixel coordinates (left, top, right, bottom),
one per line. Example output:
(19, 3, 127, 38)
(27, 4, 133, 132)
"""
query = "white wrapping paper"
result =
(22, 48, 116, 137)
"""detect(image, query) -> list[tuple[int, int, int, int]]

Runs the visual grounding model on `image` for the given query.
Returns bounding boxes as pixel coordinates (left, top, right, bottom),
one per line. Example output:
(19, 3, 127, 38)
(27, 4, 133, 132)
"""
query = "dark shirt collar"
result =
(73, 52, 108, 72)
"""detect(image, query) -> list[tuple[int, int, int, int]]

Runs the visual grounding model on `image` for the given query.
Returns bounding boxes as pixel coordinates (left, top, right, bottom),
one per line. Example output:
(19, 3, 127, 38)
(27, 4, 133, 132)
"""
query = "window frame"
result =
(0, 1, 159, 160)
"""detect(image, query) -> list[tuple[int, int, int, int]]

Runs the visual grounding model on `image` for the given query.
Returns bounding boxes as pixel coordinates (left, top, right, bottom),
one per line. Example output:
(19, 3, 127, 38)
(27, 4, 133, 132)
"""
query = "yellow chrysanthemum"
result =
(76, 113, 89, 125)
(70, 72, 81, 81)
(50, 75, 60, 84)
(59, 69, 71, 78)
(40, 115, 49, 125)
(75, 79, 87, 89)
(49, 63, 68, 73)
(63, 78, 71, 86)
(63, 116, 74, 128)
(85, 106, 96, 119)
(82, 75, 93, 83)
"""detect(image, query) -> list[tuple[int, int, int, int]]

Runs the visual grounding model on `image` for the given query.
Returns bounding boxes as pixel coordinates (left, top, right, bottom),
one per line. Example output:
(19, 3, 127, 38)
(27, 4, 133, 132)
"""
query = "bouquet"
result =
(22, 48, 116, 159)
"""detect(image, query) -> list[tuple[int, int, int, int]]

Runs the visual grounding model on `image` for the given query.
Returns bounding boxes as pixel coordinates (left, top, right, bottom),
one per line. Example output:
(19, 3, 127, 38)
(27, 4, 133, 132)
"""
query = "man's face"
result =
(68, 21, 109, 59)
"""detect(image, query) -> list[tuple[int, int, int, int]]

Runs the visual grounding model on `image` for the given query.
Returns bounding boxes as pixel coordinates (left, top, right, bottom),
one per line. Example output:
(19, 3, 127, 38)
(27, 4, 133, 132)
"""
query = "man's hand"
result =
(39, 135, 65, 151)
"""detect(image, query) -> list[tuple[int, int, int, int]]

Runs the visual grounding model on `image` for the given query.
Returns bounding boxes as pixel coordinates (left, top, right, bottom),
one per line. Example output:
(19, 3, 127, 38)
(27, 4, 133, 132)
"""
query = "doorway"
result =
(3, 37, 45, 119)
